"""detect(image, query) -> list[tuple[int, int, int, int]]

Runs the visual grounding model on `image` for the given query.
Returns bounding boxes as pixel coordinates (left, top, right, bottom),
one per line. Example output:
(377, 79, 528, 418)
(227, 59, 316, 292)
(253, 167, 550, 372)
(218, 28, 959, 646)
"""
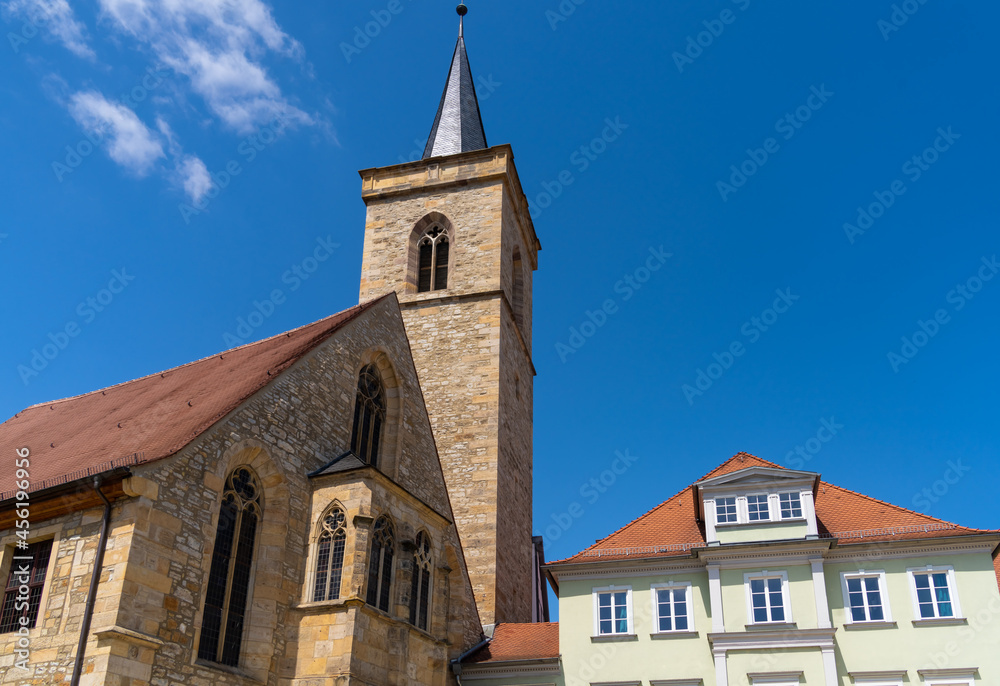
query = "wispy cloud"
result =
(3, 0, 95, 58)
(68, 91, 164, 175)
(157, 118, 211, 203)
(97, 0, 312, 133)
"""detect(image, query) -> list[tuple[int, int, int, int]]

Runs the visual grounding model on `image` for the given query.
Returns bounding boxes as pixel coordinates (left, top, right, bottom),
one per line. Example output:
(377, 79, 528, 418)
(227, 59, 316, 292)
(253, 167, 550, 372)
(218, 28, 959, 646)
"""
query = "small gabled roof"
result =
(463, 622, 559, 664)
(0, 295, 392, 502)
(550, 453, 997, 565)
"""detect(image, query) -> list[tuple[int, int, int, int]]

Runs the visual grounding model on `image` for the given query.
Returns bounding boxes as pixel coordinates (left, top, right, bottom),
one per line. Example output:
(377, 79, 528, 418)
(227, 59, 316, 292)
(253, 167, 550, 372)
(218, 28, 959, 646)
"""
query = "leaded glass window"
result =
(365, 516, 395, 613)
(350, 364, 386, 467)
(417, 225, 449, 292)
(313, 507, 348, 602)
(198, 467, 261, 667)
(0, 539, 52, 633)
(409, 531, 432, 631)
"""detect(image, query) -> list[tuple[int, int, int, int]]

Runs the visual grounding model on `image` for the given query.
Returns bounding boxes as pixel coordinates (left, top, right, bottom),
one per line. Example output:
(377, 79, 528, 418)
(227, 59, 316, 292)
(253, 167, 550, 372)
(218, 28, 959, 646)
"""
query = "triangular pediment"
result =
(696, 465, 818, 489)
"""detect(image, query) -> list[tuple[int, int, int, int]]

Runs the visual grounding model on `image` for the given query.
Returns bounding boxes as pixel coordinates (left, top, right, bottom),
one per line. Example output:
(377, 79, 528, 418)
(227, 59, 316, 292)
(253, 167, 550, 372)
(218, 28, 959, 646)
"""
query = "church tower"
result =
(357, 4, 540, 627)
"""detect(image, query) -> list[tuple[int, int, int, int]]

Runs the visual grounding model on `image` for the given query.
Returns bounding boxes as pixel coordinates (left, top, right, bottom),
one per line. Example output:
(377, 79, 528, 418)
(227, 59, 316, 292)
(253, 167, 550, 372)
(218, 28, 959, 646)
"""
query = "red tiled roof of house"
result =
(0, 296, 390, 501)
(551, 453, 998, 565)
(465, 622, 559, 663)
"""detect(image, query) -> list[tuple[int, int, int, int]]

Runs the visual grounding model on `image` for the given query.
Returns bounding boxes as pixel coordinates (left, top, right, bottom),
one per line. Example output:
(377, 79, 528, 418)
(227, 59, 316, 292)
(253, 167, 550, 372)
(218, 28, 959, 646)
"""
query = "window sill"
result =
(745, 622, 796, 631)
(716, 517, 806, 528)
(194, 659, 265, 684)
(650, 630, 699, 639)
(591, 633, 638, 642)
(842, 621, 897, 630)
(912, 617, 967, 627)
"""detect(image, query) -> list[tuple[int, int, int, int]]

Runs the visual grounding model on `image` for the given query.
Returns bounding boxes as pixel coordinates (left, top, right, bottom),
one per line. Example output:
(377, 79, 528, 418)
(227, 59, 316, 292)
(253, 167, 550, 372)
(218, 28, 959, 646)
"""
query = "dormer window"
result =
(779, 492, 802, 519)
(747, 494, 770, 521)
(716, 497, 737, 524)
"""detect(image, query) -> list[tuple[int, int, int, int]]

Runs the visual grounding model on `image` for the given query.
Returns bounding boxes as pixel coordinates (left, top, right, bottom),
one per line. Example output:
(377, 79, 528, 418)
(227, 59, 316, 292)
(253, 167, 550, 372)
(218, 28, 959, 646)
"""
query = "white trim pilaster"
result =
(713, 650, 729, 686)
(821, 646, 837, 685)
(811, 559, 831, 629)
(708, 564, 725, 632)
(801, 490, 818, 536)
(704, 497, 718, 543)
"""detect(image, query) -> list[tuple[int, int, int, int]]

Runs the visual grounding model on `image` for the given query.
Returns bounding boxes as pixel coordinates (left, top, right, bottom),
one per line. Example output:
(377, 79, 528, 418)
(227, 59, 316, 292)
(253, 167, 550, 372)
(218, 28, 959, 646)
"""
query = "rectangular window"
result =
(0, 539, 53, 634)
(595, 588, 630, 635)
(912, 570, 956, 619)
(779, 492, 802, 519)
(843, 573, 887, 622)
(653, 585, 691, 632)
(716, 497, 737, 524)
(747, 494, 770, 521)
(748, 575, 785, 623)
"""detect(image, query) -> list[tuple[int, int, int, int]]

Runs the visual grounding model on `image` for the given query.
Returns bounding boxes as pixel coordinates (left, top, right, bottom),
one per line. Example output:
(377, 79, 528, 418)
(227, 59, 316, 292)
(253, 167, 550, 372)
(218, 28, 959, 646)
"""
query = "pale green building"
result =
(454, 453, 1000, 686)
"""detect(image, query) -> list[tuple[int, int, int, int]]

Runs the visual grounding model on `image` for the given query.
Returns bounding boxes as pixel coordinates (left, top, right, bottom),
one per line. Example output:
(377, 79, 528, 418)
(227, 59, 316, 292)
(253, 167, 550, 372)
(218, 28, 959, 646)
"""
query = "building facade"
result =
(458, 454, 1000, 686)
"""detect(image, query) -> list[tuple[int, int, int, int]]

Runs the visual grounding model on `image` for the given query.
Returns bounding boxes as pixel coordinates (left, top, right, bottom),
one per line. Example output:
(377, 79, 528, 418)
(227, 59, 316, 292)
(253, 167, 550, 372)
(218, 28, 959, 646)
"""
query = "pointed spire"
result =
(422, 3, 488, 160)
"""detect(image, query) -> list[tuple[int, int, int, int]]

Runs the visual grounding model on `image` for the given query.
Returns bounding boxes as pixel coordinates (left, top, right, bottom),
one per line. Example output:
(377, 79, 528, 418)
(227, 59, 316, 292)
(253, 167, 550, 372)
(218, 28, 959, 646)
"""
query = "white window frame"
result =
(907, 565, 962, 620)
(850, 681, 903, 686)
(778, 491, 804, 520)
(592, 585, 633, 636)
(650, 581, 694, 634)
(715, 496, 738, 524)
(840, 570, 892, 624)
(744, 571, 792, 625)
(922, 677, 974, 686)
(746, 493, 771, 522)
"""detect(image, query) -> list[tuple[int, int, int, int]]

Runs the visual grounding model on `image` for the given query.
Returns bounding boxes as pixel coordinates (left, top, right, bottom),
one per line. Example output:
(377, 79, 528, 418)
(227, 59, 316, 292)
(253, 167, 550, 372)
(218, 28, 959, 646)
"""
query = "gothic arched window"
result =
(365, 516, 395, 613)
(409, 531, 432, 631)
(198, 466, 261, 667)
(418, 225, 449, 292)
(313, 506, 348, 602)
(512, 247, 524, 328)
(350, 364, 386, 466)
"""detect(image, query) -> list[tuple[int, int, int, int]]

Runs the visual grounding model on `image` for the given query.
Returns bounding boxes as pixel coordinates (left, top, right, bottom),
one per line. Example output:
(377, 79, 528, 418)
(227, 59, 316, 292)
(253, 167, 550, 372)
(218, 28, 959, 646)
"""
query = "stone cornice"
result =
(93, 625, 165, 649)
(708, 627, 836, 655)
(460, 657, 561, 679)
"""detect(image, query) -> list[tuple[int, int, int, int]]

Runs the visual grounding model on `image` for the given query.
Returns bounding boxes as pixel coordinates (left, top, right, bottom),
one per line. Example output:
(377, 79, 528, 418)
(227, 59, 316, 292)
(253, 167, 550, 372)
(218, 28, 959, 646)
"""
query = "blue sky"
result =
(1, 0, 998, 618)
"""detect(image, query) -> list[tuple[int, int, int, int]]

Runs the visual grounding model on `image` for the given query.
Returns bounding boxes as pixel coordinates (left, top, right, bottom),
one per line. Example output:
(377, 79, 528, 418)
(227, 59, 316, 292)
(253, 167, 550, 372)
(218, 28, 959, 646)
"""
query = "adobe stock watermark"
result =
(545, 0, 586, 30)
(911, 459, 971, 513)
(52, 67, 170, 182)
(672, 0, 752, 73)
(178, 115, 287, 224)
(843, 126, 959, 244)
(17, 269, 136, 385)
(536, 449, 639, 551)
(530, 116, 628, 220)
(222, 236, 340, 347)
(878, 0, 931, 40)
(785, 417, 844, 469)
(554, 246, 672, 362)
(717, 84, 834, 202)
(340, 0, 412, 63)
(682, 288, 799, 406)
(887, 255, 997, 372)
(394, 74, 502, 165)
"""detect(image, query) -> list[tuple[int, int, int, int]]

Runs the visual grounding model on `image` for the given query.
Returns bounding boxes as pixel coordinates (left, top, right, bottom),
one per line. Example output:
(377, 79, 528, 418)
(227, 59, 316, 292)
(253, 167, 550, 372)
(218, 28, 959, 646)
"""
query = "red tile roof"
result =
(0, 297, 389, 501)
(466, 622, 559, 663)
(551, 453, 998, 564)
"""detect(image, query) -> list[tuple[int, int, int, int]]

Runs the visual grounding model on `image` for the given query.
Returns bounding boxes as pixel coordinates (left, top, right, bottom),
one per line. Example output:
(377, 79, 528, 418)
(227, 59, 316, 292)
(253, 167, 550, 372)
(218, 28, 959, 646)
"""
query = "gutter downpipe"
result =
(450, 634, 491, 686)
(70, 476, 112, 686)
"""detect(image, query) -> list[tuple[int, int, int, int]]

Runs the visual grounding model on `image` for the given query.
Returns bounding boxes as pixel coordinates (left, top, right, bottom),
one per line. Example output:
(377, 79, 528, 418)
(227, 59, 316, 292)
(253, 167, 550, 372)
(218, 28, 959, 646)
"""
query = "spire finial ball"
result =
(457, 3, 468, 16)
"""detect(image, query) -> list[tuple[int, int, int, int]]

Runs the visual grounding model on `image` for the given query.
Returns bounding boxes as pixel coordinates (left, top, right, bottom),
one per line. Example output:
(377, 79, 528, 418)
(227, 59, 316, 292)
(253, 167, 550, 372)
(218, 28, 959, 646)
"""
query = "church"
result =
(0, 5, 545, 685)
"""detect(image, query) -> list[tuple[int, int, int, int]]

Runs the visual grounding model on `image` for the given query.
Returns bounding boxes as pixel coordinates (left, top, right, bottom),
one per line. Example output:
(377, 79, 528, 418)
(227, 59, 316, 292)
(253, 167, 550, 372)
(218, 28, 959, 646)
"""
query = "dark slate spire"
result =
(422, 4, 488, 159)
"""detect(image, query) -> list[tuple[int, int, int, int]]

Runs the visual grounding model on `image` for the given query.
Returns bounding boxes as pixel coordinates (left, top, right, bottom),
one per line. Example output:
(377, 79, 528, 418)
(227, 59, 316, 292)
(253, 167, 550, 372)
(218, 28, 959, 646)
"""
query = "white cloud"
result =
(177, 155, 212, 203)
(97, 0, 312, 133)
(68, 91, 164, 175)
(3, 0, 95, 58)
(157, 117, 212, 203)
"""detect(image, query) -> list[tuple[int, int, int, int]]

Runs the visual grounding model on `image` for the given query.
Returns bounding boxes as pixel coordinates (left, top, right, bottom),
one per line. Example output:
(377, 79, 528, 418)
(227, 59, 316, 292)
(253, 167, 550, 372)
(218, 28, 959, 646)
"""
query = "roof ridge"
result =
(817, 479, 983, 533)
(698, 452, 785, 480)
(10, 296, 388, 417)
